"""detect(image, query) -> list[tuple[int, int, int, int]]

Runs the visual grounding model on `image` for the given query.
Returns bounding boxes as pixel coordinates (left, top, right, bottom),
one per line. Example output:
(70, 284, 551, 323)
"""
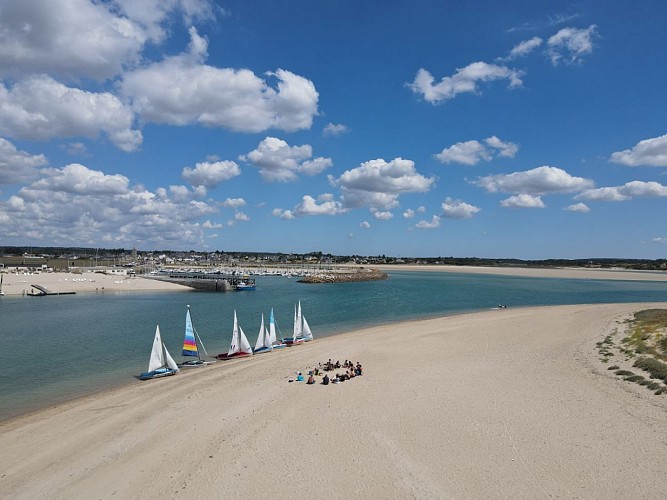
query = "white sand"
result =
(373, 264, 667, 282)
(0, 271, 188, 296)
(1, 302, 667, 499)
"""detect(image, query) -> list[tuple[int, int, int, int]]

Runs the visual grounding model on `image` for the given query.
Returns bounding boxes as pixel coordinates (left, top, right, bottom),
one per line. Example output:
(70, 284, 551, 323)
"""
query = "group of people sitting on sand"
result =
(290, 359, 363, 385)
(317, 359, 363, 385)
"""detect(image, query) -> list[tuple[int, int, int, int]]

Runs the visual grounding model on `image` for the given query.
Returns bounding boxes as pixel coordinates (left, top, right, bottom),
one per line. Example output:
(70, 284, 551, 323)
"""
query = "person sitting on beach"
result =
(335, 360, 341, 369)
(332, 374, 340, 384)
(307, 373, 315, 384)
(296, 372, 304, 382)
(356, 363, 362, 376)
(322, 374, 330, 385)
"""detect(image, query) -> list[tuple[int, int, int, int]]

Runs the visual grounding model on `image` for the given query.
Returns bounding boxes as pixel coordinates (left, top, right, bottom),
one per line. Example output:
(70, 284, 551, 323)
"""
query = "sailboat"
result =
(216, 310, 253, 360)
(285, 301, 313, 345)
(252, 313, 273, 354)
(268, 308, 287, 349)
(0, 274, 5, 296)
(179, 305, 215, 367)
(139, 325, 180, 380)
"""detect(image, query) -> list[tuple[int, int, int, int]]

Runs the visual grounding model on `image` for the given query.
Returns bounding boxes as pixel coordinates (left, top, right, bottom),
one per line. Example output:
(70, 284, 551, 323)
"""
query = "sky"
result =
(0, 0, 666, 259)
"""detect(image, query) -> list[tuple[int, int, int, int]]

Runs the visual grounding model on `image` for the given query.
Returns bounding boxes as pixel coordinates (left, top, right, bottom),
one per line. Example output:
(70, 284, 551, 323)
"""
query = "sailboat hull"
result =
(215, 352, 252, 360)
(178, 359, 215, 367)
(252, 346, 272, 354)
(139, 367, 178, 380)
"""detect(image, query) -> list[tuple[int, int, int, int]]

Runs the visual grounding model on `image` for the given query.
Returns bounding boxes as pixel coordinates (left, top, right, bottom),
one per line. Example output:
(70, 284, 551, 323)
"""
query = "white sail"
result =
(302, 315, 313, 341)
(147, 325, 164, 372)
(268, 308, 277, 344)
(264, 325, 272, 349)
(238, 326, 253, 354)
(164, 345, 180, 371)
(227, 310, 240, 356)
(254, 313, 269, 350)
(294, 301, 303, 339)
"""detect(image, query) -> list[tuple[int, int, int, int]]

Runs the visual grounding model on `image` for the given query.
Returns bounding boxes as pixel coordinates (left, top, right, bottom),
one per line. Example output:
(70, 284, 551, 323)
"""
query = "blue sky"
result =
(0, 0, 666, 259)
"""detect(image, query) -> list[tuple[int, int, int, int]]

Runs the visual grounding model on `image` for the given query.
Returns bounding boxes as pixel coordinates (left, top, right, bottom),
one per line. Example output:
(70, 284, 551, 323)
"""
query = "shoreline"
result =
(2, 302, 667, 498)
(1, 264, 665, 297)
(372, 263, 667, 281)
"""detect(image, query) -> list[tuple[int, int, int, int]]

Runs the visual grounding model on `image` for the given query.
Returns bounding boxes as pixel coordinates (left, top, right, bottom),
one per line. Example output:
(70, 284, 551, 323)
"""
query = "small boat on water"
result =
(216, 310, 253, 360)
(139, 325, 180, 380)
(235, 276, 256, 291)
(179, 305, 215, 367)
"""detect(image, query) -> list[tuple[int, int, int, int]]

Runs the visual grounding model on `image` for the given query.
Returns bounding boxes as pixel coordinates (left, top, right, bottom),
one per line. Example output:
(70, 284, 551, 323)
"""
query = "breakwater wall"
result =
(297, 268, 388, 284)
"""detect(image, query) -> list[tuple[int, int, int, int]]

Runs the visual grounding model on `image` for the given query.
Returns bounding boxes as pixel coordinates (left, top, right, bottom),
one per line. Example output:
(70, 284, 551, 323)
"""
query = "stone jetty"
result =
(297, 267, 388, 283)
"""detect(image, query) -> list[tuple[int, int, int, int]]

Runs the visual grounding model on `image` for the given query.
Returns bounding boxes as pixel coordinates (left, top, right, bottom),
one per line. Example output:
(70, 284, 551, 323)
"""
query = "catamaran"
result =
(268, 308, 287, 349)
(252, 313, 273, 354)
(285, 301, 314, 345)
(139, 325, 180, 380)
(179, 305, 215, 367)
(216, 310, 253, 360)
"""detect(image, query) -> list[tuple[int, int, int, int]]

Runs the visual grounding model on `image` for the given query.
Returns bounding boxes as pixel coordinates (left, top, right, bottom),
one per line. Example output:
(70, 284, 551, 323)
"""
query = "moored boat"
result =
(139, 325, 180, 380)
(179, 305, 215, 367)
(216, 310, 253, 360)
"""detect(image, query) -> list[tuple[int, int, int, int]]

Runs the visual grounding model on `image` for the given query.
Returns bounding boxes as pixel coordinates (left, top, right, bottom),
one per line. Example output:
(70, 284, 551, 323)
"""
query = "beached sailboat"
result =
(0, 274, 5, 296)
(139, 325, 180, 380)
(216, 310, 253, 360)
(285, 301, 313, 345)
(268, 308, 287, 349)
(252, 313, 273, 354)
(179, 305, 215, 367)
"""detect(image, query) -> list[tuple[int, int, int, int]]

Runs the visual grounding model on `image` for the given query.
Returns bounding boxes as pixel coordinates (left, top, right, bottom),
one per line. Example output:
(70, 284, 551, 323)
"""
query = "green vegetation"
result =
(603, 309, 667, 396)
(633, 357, 667, 383)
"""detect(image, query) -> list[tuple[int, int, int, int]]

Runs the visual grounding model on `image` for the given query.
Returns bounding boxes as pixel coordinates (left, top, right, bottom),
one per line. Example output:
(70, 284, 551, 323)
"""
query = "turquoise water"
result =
(0, 271, 665, 421)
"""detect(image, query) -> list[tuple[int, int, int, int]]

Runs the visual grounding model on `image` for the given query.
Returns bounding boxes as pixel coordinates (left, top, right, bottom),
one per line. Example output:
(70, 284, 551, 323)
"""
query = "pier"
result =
(145, 271, 255, 292)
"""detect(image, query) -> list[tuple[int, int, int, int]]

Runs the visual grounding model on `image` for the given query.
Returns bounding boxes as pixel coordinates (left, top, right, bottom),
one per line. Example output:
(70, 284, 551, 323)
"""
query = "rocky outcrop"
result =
(297, 268, 388, 284)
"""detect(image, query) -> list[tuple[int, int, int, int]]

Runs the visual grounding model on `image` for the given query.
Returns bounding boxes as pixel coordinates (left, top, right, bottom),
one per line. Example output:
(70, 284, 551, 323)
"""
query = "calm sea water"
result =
(0, 270, 665, 421)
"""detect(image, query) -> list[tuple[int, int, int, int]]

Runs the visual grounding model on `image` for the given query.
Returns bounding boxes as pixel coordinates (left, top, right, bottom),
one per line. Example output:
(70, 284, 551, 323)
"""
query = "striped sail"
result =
(182, 306, 198, 357)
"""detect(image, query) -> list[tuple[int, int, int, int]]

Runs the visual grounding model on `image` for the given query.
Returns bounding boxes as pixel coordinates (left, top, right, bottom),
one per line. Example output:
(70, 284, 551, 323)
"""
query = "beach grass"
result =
(601, 309, 667, 394)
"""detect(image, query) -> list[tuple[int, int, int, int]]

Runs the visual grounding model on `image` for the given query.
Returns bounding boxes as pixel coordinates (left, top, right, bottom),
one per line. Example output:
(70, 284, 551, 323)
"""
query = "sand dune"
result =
(1, 303, 666, 499)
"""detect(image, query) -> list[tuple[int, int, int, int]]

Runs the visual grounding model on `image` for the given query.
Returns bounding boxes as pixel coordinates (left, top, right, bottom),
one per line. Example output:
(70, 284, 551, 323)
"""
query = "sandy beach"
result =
(1, 302, 666, 499)
(373, 264, 667, 282)
(0, 271, 188, 296)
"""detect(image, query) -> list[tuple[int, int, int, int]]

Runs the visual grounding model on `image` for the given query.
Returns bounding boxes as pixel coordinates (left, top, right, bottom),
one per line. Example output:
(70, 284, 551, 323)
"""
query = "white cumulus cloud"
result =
(0, 138, 48, 184)
(121, 27, 319, 134)
(609, 133, 667, 167)
(415, 215, 441, 229)
(0, 76, 142, 151)
(500, 194, 545, 208)
(435, 136, 518, 165)
(565, 202, 590, 213)
(182, 160, 240, 188)
(441, 198, 481, 219)
(408, 61, 523, 104)
(576, 181, 667, 202)
(241, 137, 332, 182)
(334, 157, 435, 210)
(473, 166, 593, 194)
(0, 162, 218, 247)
